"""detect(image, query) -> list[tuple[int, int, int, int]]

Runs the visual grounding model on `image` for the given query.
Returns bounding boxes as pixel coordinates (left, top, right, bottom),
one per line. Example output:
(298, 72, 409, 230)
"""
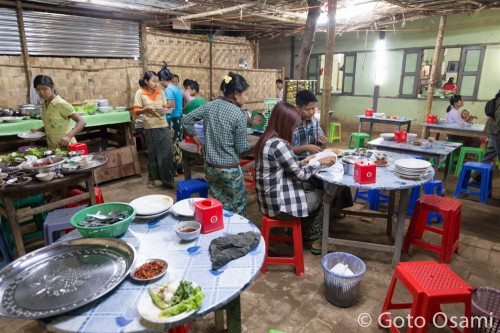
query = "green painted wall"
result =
(290, 11, 500, 126)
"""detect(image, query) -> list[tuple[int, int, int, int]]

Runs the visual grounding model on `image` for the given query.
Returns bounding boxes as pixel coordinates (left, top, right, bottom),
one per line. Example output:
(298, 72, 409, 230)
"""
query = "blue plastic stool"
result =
(354, 189, 389, 211)
(454, 162, 493, 204)
(423, 180, 443, 224)
(404, 154, 424, 160)
(0, 223, 12, 269)
(406, 186, 421, 216)
(176, 178, 209, 201)
(43, 206, 87, 245)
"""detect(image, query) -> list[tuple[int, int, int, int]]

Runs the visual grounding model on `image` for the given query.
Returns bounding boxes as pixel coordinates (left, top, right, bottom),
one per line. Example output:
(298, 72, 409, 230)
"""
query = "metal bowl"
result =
(340, 156, 367, 175)
(28, 156, 66, 173)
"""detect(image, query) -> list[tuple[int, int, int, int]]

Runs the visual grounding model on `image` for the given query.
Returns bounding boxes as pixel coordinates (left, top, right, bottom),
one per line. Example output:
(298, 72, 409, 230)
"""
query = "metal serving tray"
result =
(61, 155, 108, 174)
(0, 238, 136, 319)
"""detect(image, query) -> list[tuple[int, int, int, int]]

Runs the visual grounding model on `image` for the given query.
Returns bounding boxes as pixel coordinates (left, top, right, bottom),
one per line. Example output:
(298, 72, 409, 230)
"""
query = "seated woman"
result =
(445, 94, 481, 147)
(254, 101, 338, 254)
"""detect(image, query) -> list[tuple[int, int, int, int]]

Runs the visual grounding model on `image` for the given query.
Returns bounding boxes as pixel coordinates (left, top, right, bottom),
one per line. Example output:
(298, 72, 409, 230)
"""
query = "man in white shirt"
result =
(276, 79, 284, 99)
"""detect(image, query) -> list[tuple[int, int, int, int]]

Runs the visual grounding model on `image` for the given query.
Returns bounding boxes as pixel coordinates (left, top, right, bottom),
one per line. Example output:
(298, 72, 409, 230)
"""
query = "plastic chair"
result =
(354, 189, 389, 211)
(348, 133, 370, 149)
(454, 146, 484, 176)
(168, 323, 190, 333)
(65, 187, 105, 208)
(403, 195, 462, 263)
(423, 180, 443, 224)
(0, 223, 12, 269)
(380, 261, 472, 333)
(239, 159, 255, 190)
(260, 215, 304, 276)
(328, 122, 341, 143)
(43, 206, 87, 245)
(454, 162, 493, 204)
(176, 178, 208, 201)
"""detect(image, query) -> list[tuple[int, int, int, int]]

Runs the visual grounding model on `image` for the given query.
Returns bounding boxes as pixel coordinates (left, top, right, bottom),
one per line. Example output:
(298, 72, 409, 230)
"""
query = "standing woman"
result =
(158, 67, 184, 176)
(445, 94, 481, 147)
(33, 75, 86, 148)
(133, 71, 175, 189)
(183, 72, 253, 216)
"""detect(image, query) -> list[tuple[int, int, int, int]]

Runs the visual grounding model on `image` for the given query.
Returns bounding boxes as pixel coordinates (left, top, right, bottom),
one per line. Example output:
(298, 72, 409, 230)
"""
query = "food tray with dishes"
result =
(61, 155, 108, 174)
(0, 238, 136, 319)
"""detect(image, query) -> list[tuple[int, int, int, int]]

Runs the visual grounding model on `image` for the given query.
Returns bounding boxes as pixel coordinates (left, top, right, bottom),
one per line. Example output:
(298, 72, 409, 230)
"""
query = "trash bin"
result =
(472, 287, 500, 333)
(321, 252, 366, 308)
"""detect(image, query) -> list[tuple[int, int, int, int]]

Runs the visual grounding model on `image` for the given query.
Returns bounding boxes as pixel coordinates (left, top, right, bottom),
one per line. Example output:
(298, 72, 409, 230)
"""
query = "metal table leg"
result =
(392, 189, 409, 266)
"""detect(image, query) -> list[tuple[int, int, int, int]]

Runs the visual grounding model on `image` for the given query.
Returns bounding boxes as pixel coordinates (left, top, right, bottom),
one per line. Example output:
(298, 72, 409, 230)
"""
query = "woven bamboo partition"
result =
(0, 31, 279, 110)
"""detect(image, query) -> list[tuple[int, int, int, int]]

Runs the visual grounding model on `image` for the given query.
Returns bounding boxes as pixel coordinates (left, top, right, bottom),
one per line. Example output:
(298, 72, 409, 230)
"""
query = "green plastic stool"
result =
(328, 122, 341, 143)
(269, 330, 287, 333)
(430, 137, 464, 171)
(348, 133, 370, 149)
(454, 147, 484, 176)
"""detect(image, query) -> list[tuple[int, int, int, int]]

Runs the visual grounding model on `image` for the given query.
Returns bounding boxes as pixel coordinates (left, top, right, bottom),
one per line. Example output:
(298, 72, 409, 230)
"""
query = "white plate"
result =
(135, 208, 171, 220)
(309, 150, 337, 165)
(17, 131, 46, 140)
(130, 195, 174, 215)
(172, 198, 205, 217)
(395, 159, 431, 170)
(2, 116, 24, 123)
(137, 280, 199, 324)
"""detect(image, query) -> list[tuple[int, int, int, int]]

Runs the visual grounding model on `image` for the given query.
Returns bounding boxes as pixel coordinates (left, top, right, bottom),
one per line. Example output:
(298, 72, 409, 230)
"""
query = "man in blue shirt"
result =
(292, 89, 327, 157)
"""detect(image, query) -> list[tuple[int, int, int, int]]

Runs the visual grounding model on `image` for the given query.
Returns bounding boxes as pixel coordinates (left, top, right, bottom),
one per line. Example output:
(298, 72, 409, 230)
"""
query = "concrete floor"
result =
(2, 127, 500, 333)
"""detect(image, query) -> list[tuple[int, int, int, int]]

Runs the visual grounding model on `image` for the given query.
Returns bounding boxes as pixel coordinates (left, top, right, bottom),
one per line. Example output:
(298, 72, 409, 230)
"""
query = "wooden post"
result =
(423, 15, 447, 137)
(209, 34, 214, 100)
(373, 85, 380, 112)
(16, 1, 31, 103)
(254, 40, 259, 69)
(281, 66, 285, 82)
(295, 0, 321, 79)
(320, 0, 337, 137)
(140, 22, 148, 73)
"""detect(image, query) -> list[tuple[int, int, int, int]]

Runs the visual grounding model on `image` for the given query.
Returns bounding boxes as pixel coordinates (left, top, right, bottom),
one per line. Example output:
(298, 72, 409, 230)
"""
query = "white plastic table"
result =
(43, 210, 265, 333)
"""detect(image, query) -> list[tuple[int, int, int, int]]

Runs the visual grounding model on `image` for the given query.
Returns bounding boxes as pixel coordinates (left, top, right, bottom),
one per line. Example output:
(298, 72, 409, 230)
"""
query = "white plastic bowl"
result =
(36, 172, 56, 182)
(98, 106, 113, 113)
(175, 221, 201, 241)
(380, 133, 395, 141)
(115, 106, 127, 112)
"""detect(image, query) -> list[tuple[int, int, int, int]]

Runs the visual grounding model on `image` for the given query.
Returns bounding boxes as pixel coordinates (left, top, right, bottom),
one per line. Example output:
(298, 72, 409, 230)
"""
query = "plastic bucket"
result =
(321, 252, 366, 308)
(472, 287, 500, 333)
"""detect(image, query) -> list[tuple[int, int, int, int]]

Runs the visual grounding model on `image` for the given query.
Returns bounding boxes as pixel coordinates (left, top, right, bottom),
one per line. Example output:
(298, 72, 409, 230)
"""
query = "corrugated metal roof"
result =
(23, 10, 140, 58)
(0, 7, 22, 55)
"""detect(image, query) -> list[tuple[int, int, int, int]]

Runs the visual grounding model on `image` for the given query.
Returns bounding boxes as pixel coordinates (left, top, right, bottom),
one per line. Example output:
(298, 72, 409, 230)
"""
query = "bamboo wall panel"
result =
(0, 31, 279, 111)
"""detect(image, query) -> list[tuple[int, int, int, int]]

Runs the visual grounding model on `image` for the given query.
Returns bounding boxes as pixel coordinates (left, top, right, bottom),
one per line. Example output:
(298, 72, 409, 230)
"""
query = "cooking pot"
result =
(18, 104, 42, 117)
(98, 99, 109, 107)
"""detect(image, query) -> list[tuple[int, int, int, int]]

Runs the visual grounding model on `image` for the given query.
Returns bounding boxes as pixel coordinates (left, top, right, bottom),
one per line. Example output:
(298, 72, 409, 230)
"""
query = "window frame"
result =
(341, 53, 356, 96)
(456, 45, 485, 101)
(399, 49, 422, 98)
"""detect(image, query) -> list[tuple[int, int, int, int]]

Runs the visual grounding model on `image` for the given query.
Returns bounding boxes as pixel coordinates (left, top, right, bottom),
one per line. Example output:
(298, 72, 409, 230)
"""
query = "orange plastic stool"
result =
(403, 195, 461, 264)
(239, 159, 255, 189)
(260, 215, 304, 276)
(65, 187, 105, 208)
(380, 261, 472, 333)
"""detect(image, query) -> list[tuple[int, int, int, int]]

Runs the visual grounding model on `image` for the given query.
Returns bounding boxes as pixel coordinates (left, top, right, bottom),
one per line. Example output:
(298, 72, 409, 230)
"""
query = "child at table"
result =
(461, 109, 477, 123)
(33, 75, 86, 148)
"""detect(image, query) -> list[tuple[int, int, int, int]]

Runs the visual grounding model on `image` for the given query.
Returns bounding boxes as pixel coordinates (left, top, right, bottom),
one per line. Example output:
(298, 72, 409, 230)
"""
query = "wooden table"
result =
(421, 123, 486, 140)
(0, 172, 96, 257)
(368, 138, 462, 194)
(179, 134, 260, 180)
(356, 115, 413, 137)
(316, 151, 435, 266)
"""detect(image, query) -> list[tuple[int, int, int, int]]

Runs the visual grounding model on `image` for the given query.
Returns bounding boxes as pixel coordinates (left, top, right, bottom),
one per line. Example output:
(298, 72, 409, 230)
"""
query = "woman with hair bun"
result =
(445, 94, 481, 147)
(182, 72, 253, 216)
(133, 71, 175, 189)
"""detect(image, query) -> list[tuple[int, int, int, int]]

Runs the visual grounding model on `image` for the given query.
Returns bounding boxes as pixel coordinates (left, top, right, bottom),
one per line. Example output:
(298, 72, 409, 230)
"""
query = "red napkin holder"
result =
(194, 198, 224, 234)
(69, 143, 88, 155)
(365, 109, 374, 117)
(394, 130, 408, 143)
(426, 115, 438, 124)
(354, 160, 376, 184)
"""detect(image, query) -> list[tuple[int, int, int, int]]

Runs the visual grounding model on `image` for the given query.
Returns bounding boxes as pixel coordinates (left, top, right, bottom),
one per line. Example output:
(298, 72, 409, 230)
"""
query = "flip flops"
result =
(310, 242, 335, 255)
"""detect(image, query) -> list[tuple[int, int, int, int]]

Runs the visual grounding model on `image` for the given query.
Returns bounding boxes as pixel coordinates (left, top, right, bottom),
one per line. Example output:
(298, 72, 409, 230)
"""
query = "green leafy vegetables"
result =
(149, 280, 204, 318)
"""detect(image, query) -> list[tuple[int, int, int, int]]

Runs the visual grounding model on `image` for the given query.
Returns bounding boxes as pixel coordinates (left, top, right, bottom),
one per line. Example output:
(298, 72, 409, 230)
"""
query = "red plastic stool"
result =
(168, 323, 190, 333)
(239, 159, 255, 189)
(403, 194, 461, 264)
(380, 261, 472, 333)
(65, 187, 105, 208)
(260, 215, 304, 276)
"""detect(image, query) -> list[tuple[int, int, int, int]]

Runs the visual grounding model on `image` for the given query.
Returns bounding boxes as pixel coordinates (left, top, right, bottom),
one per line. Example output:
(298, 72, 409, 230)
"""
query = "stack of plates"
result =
(129, 195, 173, 219)
(394, 159, 431, 179)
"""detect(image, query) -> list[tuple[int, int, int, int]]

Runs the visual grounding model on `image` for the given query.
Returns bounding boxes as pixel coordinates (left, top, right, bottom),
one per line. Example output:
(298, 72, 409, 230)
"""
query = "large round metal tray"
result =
(61, 155, 108, 174)
(0, 238, 136, 319)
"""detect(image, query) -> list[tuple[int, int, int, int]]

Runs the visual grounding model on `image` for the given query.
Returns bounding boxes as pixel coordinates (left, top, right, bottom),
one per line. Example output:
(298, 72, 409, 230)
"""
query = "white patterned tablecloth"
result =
(44, 210, 264, 333)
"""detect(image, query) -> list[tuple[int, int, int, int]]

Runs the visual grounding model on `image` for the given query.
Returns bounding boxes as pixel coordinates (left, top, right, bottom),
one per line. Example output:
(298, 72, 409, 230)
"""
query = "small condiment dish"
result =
(175, 221, 201, 241)
(130, 258, 168, 282)
(36, 172, 56, 182)
(374, 153, 388, 161)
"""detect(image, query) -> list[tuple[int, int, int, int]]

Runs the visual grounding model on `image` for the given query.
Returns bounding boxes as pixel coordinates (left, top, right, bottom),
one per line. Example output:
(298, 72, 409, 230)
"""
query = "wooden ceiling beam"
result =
(48, 0, 185, 15)
(248, 12, 305, 24)
(178, 3, 258, 21)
